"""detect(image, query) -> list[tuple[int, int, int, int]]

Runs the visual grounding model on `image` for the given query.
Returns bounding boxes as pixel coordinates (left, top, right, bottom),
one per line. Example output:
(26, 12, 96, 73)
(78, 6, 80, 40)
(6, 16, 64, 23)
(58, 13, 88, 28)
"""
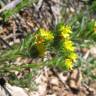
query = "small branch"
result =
(0, 37, 11, 49)
(0, 0, 22, 13)
(35, 0, 43, 11)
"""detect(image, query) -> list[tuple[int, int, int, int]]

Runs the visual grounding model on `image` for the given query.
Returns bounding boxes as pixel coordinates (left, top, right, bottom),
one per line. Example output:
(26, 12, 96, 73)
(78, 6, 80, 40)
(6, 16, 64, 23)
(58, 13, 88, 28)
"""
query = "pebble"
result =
(50, 76, 59, 86)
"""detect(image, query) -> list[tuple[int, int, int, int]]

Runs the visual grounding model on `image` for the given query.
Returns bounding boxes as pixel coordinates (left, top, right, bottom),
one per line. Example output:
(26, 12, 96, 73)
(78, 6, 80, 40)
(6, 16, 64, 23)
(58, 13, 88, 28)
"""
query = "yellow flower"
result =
(69, 52, 78, 62)
(61, 32, 70, 38)
(39, 28, 54, 41)
(64, 40, 75, 51)
(65, 59, 73, 70)
(58, 24, 72, 38)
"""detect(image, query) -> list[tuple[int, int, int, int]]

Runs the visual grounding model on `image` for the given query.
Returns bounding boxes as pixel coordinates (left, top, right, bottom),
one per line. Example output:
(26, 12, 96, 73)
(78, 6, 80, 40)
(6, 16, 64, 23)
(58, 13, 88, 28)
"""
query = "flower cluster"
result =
(33, 28, 54, 56)
(56, 23, 78, 70)
(63, 40, 75, 51)
(38, 28, 54, 41)
(65, 59, 73, 69)
(31, 24, 77, 70)
(57, 24, 72, 38)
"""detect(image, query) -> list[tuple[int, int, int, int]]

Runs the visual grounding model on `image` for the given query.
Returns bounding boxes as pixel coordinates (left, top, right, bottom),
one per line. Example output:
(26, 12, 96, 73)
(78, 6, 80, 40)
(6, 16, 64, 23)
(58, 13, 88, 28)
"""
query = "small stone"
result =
(90, 47, 96, 58)
(68, 69, 82, 92)
(69, 80, 78, 89)
(50, 76, 59, 86)
(52, 86, 60, 92)
(38, 83, 47, 95)
(0, 83, 28, 96)
(14, 57, 23, 65)
(69, 7, 75, 13)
